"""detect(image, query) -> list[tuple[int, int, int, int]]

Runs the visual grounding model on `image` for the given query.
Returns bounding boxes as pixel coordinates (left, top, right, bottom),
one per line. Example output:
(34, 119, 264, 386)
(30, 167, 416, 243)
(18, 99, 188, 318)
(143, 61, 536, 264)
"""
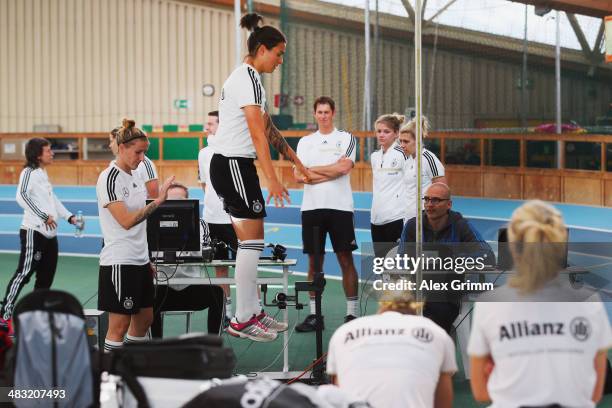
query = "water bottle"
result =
(74, 210, 84, 238)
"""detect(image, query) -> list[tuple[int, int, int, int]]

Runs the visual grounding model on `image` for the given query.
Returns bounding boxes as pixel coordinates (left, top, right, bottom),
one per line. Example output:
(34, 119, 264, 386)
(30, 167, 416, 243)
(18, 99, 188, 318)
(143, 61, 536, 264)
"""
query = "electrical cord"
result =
(287, 352, 328, 385)
(82, 291, 98, 308)
(252, 309, 301, 375)
(450, 268, 507, 334)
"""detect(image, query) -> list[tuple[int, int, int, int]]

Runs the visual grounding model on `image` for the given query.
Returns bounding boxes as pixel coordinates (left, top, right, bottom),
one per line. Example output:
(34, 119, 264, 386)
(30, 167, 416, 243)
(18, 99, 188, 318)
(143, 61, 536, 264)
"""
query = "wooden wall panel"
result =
(604, 180, 612, 207)
(523, 174, 561, 202)
(0, 163, 21, 184)
(46, 164, 79, 185)
(361, 166, 373, 193)
(446, 168, 481, 197)
(79, 163, 108, 185)
(483, 172, 521, 199)
(563, 177, 602, 206)
(158, 162, 199, 187)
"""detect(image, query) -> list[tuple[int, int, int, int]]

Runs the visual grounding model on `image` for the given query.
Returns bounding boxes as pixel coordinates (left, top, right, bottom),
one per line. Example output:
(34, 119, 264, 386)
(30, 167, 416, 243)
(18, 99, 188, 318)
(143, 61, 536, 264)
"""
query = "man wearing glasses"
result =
(399, 182, 494, 334)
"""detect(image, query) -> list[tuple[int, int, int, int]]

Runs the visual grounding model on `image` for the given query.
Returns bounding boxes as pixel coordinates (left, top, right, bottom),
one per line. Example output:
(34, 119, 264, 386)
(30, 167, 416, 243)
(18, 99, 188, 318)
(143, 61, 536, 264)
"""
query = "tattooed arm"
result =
(263, 112, 310, 182)
(106, 176, 175, 230)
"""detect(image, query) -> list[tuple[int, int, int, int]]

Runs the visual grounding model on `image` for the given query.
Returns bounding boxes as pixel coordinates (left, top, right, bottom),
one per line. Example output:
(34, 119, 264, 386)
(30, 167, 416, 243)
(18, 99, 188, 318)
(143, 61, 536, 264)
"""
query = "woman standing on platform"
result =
(208, 13, 308, 342)
(370, 113, 410, 258)
(96, 119, 174, 352)
(398, 116, 447, 222)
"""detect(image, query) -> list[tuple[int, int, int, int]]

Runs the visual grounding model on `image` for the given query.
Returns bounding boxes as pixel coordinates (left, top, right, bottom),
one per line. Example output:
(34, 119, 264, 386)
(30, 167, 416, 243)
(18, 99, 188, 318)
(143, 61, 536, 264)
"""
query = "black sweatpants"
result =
(151, 284, 225, 337)
(1, 229, 58, 320)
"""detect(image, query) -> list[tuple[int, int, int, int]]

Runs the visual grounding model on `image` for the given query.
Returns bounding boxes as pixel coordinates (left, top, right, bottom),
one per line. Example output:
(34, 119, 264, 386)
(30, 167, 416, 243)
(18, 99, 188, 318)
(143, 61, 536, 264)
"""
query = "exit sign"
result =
(173, 99, 191, 109)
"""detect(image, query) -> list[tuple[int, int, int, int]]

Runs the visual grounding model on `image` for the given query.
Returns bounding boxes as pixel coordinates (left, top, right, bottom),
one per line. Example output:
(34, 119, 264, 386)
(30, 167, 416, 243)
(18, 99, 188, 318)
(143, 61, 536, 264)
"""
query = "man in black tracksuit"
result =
(399, 182, 494, 334)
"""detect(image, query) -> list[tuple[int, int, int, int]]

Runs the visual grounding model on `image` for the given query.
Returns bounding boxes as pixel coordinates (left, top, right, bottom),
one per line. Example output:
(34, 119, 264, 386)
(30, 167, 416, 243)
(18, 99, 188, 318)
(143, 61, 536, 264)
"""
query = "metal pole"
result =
(415, 0, 423, 312)
(247, 0, 254, 13)
(363, 0, 371, 131)
(521, 4, 528, 128)
(555, 10, 562, 134)
(234, 0, 242, 68)
(372, 0, 379, 122)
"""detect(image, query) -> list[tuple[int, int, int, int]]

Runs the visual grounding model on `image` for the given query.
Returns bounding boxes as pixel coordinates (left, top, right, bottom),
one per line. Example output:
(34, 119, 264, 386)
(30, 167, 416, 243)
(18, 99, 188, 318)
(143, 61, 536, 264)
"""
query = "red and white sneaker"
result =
(227, 315, 277, 342)
(257, 311, 288, 333)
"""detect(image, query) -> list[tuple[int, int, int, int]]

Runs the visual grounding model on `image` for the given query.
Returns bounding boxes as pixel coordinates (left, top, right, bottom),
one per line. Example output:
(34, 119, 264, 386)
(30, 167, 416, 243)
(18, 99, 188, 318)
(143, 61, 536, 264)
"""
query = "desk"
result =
(153, 259, 297, 373)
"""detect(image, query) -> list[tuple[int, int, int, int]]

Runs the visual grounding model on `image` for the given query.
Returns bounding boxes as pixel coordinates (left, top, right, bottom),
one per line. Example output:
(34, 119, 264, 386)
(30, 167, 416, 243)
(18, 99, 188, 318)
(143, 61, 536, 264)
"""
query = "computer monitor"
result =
(147, 199, 200, 263)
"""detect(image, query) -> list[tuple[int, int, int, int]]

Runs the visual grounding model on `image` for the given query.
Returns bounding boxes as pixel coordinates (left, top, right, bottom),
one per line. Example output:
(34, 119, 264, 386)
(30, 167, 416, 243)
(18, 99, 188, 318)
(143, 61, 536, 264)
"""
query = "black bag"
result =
(106, 333, 234, 380)
(105, 334, 235, 408)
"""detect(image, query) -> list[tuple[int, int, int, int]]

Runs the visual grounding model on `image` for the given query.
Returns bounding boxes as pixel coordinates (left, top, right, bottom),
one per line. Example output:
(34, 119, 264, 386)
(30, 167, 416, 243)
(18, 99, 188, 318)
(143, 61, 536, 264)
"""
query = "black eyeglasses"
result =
(423, 197, 449, 205)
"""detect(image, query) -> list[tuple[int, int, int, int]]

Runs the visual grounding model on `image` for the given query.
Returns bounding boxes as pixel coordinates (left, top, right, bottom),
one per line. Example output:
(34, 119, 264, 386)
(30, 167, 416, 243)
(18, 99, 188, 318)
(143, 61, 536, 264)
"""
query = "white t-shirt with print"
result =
(370, 143, 410, 225)
(468, 298, 612, 408)
(209, 63, 266, 158)
(96, 162, 149, 265)
(327, 311, 457, 408)
(297, 128, 357, 212)
(198, 144, 231, 224)
(405, 148, 445, 220)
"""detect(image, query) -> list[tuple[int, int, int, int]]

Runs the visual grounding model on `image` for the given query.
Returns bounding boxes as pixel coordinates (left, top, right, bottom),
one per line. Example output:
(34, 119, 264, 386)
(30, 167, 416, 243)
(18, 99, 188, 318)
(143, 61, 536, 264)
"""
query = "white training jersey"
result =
(468, 296, 612, 408)
(370, 143, 410, 225)
(327, 311, 457, 408)
(198, 144, 231, 224)
(405, 148, 445, 221)
(297, 128, 357, 212)
(96, 162, 149, 266)
(209, 63, 266, 158)
(110, 157, 158, 187)
(15, 167, 72, 238)
(133, 156, 158, 186)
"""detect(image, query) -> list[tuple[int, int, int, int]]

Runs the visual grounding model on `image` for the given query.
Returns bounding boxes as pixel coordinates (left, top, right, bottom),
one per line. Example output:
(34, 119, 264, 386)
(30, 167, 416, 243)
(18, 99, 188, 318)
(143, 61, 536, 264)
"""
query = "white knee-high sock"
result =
(235, 239, 264, 322)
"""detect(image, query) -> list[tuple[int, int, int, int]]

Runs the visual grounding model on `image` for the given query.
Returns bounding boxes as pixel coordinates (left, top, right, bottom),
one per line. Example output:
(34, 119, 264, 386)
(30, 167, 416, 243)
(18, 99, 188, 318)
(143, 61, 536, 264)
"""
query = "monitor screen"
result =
(147, 199, 200, 257)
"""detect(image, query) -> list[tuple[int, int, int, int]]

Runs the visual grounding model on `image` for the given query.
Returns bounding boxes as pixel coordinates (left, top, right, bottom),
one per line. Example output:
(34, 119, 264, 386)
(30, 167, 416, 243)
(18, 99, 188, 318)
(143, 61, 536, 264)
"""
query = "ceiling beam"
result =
(508, 0, 612, 19)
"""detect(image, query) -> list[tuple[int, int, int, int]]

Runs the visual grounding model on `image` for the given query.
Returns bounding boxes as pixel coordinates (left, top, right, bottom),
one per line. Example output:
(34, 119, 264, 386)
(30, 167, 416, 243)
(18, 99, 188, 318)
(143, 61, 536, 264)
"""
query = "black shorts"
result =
(98, 264, 154, 315)
(370, 219, 404, 258)
(208, 223, 238, 260)
(209, 154, 267, 219)
(302, 209, 358, 254)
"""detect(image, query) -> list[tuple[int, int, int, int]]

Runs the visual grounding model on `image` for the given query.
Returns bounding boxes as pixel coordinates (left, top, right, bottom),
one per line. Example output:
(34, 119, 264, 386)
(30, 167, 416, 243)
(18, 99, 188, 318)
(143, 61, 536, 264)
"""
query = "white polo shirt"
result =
(210, 63, 266, 158)
(133, 156, 158, 186)
(297, 128, 356, 212)
(327, 311, 457, 408)
(370, 143, 410, 225)
(16, 167, 72, 238)
(198, 143, 230, 224)
(405, 149, 445, 220)
(96, 162, 149, 266)
(468, 294, 612, 408)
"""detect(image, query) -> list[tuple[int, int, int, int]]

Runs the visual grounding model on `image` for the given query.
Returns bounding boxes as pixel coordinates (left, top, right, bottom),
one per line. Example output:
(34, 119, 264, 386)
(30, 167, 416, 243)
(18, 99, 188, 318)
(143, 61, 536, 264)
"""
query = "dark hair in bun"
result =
(240, 13, 286, 56)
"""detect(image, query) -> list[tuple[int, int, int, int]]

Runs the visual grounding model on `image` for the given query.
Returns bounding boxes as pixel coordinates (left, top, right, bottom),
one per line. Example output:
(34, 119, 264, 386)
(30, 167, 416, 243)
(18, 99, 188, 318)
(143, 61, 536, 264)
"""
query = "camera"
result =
(201, 239, 233, 263)
(267, 243, 287, 261)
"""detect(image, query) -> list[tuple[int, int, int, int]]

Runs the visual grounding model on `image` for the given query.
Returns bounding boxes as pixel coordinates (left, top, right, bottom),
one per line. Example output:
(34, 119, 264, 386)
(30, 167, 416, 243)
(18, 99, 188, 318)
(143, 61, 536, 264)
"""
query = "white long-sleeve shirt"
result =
(16, 166, 72, 238)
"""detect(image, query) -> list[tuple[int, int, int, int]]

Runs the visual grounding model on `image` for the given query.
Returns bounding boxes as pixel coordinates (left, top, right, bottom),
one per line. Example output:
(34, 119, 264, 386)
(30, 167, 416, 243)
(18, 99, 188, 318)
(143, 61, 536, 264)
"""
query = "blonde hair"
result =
(377, 289, 422, 314)
(116, 118, 147, 146)
(400, 116, 431, 139)
(374, 113, 405, 133)
(507, 200, 568, 293)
